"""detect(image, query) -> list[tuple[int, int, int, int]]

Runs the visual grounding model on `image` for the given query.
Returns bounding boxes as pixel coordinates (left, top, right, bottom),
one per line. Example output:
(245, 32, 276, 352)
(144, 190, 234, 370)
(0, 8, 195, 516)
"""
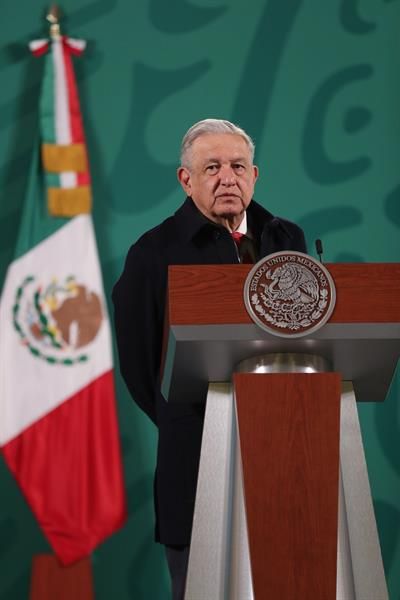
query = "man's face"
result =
(177, 133, 259, 229)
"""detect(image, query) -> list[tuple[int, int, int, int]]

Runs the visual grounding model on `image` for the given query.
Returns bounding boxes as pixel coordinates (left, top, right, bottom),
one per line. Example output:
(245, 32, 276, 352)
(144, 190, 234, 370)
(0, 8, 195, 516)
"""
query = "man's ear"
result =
(253, 165, 259, 183)
(177, 167, 192, 195)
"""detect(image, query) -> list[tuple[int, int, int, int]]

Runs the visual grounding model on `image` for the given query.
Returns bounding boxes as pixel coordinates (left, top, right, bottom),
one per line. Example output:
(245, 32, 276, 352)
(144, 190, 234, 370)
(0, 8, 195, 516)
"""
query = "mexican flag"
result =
(0, 36, 126, 565)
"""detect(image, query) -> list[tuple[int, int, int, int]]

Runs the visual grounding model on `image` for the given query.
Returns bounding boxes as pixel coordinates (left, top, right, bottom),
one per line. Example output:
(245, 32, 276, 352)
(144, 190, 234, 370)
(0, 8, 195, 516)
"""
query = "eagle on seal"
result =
(265, 264, 319, 304)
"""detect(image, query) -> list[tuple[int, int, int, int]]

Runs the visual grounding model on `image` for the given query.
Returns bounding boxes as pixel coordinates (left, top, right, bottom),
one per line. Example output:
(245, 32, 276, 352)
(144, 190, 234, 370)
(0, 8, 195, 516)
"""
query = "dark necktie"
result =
(231, 231, 254, 264)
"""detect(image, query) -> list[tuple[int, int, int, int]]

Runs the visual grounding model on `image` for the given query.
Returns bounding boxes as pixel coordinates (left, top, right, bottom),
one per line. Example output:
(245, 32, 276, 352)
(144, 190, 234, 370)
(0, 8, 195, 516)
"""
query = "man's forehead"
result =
(191, 133, 252, 162)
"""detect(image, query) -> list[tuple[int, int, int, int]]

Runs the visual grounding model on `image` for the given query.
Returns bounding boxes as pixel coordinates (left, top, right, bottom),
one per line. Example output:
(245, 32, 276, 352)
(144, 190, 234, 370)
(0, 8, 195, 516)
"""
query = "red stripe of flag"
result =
(62, 39, 90, 186)
(2, 370, 126, 565)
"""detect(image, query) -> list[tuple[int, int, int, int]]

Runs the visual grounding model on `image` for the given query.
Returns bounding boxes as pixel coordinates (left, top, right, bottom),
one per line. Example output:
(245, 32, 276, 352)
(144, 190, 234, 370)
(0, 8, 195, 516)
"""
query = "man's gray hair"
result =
(180, 118, 255, 167)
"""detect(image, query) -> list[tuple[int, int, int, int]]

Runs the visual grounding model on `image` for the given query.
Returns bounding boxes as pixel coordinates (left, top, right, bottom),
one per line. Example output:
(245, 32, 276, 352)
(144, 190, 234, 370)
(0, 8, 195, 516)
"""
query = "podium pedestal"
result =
(185, 378, 387, 600)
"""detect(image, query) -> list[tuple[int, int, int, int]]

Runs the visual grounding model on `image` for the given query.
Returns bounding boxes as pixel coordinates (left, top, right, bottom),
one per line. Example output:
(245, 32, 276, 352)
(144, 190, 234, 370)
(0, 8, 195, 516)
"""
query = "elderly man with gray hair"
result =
(112, 119, 306, 599)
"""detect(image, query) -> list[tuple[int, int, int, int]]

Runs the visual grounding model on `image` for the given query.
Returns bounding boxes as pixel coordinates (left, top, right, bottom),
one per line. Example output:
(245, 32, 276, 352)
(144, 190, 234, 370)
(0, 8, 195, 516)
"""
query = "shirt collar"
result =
(235, 212, 248, 235)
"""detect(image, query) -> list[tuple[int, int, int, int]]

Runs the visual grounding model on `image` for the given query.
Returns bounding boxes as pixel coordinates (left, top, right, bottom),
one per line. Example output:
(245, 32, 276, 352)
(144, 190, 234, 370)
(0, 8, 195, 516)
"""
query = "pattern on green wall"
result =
(1, 1, 399, 598)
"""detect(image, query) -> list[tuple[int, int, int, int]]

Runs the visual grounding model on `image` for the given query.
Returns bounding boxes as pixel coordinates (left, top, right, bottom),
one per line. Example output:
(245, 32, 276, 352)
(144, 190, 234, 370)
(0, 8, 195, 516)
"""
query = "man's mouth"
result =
(216, 193, 240, 199)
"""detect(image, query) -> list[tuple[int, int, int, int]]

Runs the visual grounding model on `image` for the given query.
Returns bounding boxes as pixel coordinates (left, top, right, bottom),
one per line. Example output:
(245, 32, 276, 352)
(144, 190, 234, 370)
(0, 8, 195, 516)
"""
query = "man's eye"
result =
(233, 164, 245, 172)
(206, 165, 218, 173)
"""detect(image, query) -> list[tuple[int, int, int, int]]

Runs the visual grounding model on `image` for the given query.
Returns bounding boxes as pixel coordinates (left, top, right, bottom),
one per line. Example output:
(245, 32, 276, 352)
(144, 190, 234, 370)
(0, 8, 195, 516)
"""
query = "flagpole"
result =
(46, 5, 61, 39)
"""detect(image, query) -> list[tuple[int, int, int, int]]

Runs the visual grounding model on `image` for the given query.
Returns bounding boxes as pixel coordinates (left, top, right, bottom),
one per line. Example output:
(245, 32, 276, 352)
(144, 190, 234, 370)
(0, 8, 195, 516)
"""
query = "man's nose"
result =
(220, 166, 236, 186)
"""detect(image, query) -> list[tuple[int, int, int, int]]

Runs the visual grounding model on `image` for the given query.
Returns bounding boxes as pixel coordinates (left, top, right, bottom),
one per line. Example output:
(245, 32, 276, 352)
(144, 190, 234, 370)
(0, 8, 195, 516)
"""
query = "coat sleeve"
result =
(112, 242, 164, 425)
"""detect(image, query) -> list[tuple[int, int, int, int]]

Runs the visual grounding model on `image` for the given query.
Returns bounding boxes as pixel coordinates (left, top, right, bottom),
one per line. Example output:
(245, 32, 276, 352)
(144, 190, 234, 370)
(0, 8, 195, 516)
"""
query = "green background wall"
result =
(1, 1, 399, 598)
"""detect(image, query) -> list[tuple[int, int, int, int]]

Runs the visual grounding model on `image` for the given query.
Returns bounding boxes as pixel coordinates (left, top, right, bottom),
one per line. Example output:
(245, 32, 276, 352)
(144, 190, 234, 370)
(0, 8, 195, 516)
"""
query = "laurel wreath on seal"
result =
(251, 288, 329, 330)
(12, 275, 89, 365)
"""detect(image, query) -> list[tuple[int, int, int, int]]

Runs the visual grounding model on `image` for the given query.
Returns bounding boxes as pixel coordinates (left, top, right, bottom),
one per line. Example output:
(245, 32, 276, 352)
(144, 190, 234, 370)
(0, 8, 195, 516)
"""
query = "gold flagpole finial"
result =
(46, 5, 62, 39)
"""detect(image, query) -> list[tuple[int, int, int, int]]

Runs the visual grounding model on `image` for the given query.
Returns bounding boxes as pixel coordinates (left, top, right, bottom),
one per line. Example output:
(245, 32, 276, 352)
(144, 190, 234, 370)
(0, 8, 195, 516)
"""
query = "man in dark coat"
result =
(112, 119, 306, 599)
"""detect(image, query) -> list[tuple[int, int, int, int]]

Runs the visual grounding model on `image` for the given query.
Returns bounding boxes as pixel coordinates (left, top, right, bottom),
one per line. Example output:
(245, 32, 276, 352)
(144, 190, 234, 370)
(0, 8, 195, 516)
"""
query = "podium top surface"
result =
(162, 263, 400, 404)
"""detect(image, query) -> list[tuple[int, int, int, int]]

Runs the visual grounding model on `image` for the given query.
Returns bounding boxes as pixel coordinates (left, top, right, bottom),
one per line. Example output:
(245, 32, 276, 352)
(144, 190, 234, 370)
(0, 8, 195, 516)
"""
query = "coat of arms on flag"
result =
(13, 274, 102, 364)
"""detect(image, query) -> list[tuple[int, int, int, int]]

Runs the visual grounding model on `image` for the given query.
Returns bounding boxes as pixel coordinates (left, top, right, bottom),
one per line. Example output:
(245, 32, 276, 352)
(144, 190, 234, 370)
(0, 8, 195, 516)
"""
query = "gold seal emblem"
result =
(244, 251, 336, 338)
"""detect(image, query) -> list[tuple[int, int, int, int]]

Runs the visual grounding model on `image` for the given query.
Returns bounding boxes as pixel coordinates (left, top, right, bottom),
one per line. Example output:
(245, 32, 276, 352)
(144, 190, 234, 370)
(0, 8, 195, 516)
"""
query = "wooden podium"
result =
(162, 264, 400, 600)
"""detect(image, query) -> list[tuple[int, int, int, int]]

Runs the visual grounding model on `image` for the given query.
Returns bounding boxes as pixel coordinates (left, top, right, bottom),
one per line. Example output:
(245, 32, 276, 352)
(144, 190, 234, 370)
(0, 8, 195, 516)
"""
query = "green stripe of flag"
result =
(40, 50, 57, 145)
(13, 143, 68, 261)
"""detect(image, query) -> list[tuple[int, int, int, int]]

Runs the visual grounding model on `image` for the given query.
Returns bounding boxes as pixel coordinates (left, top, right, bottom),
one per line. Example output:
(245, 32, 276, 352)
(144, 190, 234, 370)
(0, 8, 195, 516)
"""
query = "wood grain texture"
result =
(30, 555, 93, 600)
(234, 373, 341, 600)
(167, 263, 400, 325)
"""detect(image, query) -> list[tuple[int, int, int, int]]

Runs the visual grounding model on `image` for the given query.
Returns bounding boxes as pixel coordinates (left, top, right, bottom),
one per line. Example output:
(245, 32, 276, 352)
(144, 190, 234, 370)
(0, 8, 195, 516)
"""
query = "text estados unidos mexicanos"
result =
(249, 254, 328, 292)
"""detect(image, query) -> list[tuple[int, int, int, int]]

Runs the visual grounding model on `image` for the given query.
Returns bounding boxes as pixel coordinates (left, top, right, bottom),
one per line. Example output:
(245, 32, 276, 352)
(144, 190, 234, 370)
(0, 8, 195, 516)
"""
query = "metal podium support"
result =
(337, 382, 388, 600)
(184, 381, 253, 600)
(184, 355, 388, 600)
